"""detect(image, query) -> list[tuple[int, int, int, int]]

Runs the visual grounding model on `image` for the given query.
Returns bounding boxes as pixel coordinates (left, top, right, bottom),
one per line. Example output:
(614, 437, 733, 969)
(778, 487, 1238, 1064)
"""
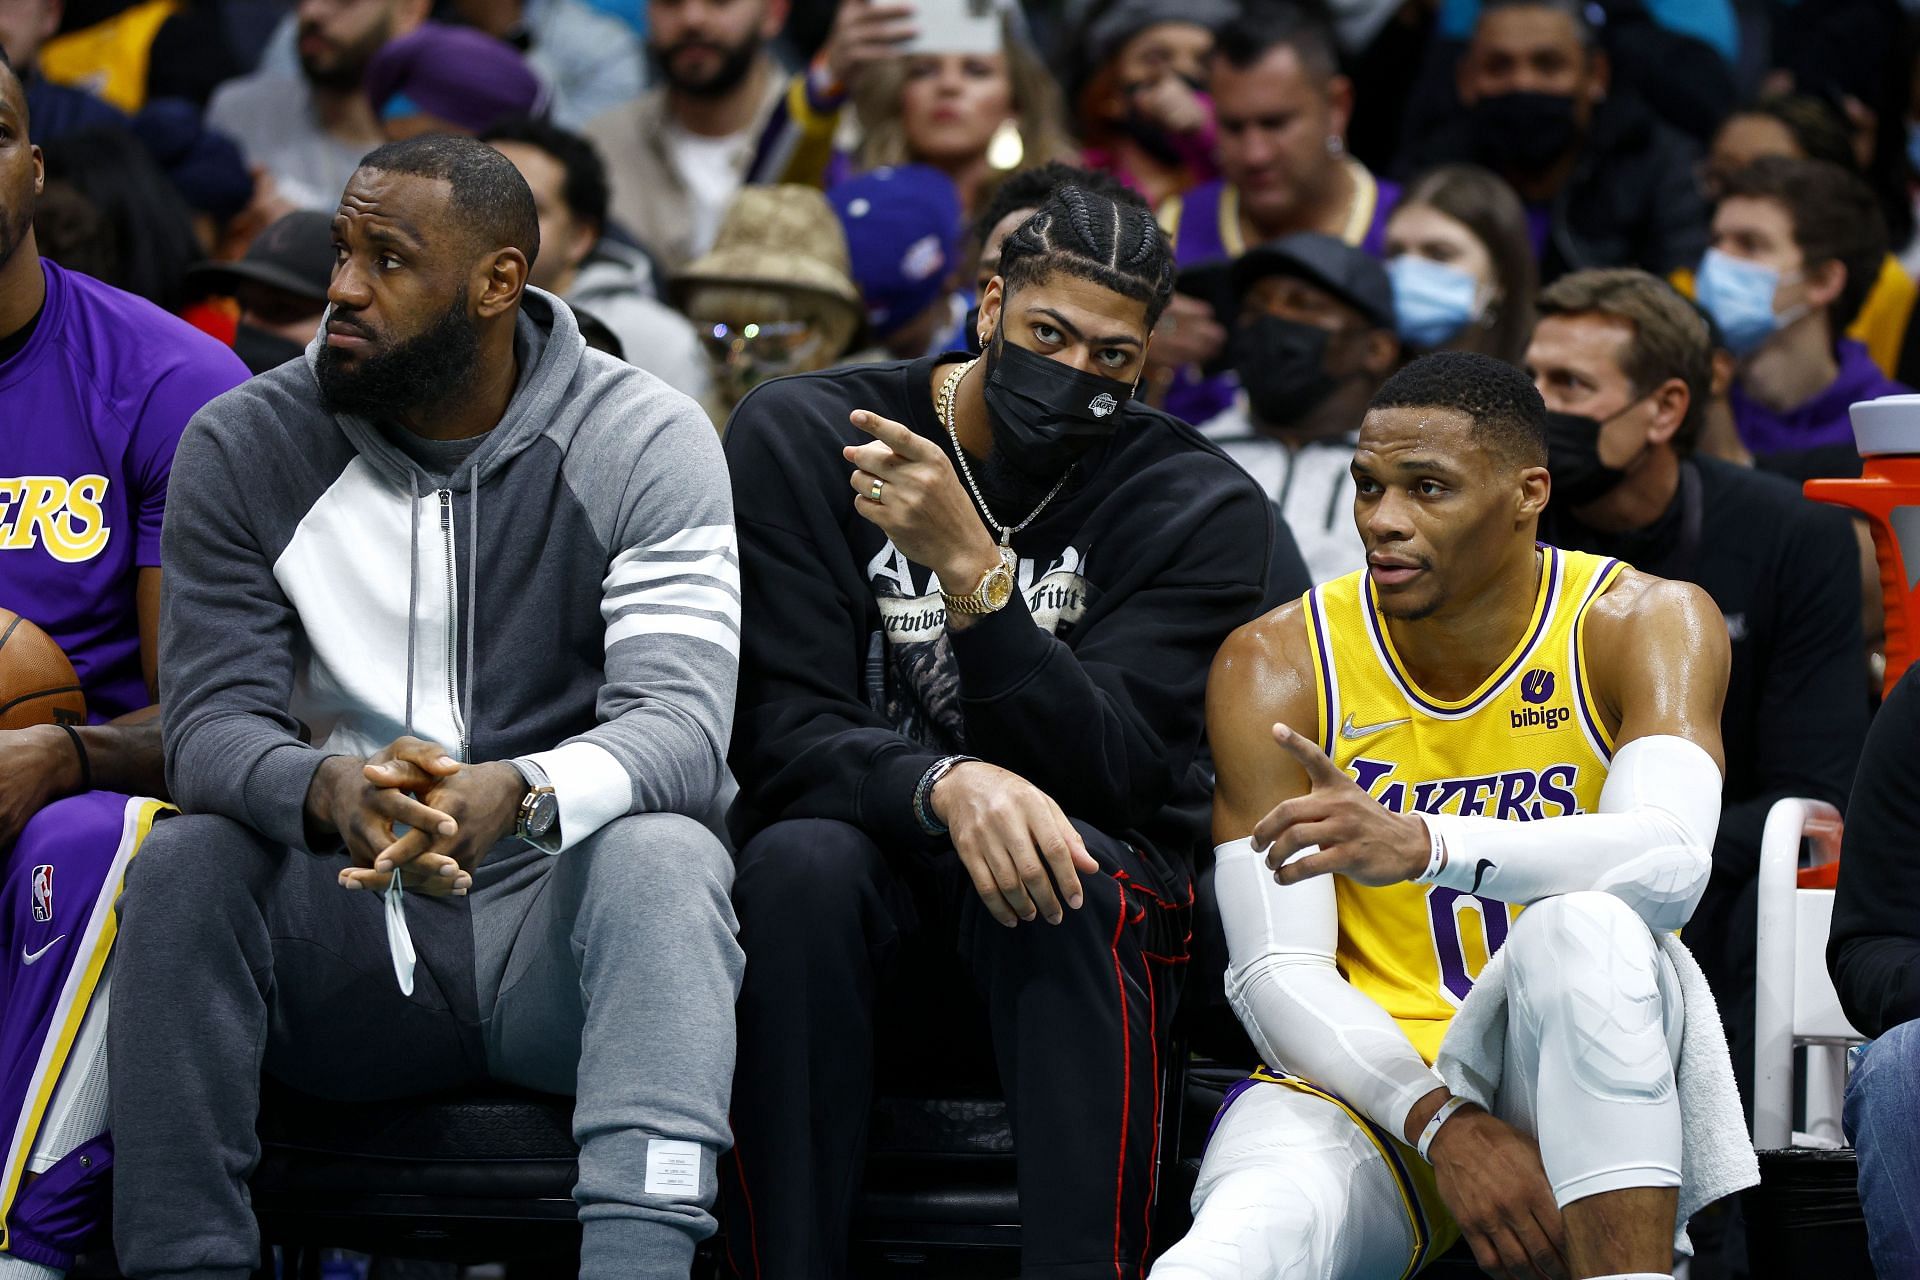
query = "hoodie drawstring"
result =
(463, 469, 478, 759)
(403, 470, 422, 738)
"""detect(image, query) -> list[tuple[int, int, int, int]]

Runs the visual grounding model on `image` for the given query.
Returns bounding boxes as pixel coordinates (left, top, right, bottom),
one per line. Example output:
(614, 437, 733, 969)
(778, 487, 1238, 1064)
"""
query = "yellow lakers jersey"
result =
(1303, 545, 1625, 1063)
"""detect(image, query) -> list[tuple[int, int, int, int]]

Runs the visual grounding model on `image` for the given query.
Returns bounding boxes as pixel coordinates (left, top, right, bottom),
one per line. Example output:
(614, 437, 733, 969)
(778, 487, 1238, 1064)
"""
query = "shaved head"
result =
(355, 133, 539, 265)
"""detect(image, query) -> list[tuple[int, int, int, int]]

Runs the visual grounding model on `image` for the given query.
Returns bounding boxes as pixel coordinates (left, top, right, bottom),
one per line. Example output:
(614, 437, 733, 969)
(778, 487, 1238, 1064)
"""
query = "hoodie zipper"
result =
(438, 489, 468, 761)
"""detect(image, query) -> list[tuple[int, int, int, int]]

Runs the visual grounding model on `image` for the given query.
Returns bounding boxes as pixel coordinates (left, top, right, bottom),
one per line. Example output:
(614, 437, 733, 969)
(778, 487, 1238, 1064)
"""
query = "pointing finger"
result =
(1271, 723, 1350, 789)
(850, 408, 924, 457)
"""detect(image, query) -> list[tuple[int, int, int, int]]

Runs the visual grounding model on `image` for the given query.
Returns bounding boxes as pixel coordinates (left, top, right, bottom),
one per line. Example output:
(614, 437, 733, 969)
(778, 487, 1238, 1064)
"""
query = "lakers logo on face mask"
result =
(1088, 392, 1118, 418)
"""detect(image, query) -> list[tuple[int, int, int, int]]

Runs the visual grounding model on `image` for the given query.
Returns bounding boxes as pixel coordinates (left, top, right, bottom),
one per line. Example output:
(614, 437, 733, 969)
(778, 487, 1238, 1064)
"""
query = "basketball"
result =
(0, 608, 87, 731)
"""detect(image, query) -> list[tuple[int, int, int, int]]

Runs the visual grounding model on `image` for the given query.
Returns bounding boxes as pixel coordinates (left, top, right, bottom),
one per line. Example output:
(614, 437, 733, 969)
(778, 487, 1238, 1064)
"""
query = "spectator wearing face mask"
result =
(1700, 155, 1909, 483)
(1525, 267, 1867, 1114)
(674, 184, 864, 423)
(1405, 0, 1706, 284)
(1693, 94, 1920, 391)
(1197, 232, 1400, 585)
(1383, 163, 1536, 366)
(1067, 0, 1236, 209)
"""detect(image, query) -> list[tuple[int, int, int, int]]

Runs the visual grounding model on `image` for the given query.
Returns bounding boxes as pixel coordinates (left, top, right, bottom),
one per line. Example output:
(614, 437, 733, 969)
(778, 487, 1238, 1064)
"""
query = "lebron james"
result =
(1156, 352, 1736, 1280)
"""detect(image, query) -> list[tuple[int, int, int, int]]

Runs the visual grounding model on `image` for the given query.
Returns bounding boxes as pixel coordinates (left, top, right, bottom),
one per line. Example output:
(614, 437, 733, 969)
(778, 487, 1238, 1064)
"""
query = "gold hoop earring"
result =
(987, 119, 1025, 171)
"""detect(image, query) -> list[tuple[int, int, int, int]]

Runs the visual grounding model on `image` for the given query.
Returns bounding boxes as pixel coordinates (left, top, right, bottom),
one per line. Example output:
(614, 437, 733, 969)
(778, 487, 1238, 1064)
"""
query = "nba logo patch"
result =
(30, 865, 52, 923)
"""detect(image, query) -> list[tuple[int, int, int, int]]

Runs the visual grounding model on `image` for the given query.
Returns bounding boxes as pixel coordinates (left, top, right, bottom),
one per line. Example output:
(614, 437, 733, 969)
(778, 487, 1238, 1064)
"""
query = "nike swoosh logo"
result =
(21, 936, 66, 966)
(1469, 860, 1497, 894)
(1340, 713, 1412, 740)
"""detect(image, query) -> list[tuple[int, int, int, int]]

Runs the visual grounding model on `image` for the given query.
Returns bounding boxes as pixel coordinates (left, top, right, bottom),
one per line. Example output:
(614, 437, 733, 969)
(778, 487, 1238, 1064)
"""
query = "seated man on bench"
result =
(107, 135, 743, 1280)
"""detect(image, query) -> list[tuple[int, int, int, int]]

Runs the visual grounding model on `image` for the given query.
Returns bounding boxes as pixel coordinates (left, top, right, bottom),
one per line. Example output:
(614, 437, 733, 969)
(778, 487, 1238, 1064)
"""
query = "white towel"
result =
(1433, 931, 1760, 1252)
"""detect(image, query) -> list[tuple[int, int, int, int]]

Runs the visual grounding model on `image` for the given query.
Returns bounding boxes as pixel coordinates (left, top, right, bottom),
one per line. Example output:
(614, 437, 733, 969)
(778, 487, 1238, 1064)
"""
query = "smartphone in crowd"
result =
(899, 0, 1000, 56)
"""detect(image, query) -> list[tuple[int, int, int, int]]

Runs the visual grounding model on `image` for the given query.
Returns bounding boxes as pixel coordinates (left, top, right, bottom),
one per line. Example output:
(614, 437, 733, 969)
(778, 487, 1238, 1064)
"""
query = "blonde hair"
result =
(852, 16, 1076, 182)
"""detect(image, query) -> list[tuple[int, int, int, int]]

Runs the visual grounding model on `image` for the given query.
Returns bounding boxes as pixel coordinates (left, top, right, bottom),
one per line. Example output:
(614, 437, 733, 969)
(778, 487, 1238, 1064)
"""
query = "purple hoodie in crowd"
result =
(1732, 338, 1910, 463)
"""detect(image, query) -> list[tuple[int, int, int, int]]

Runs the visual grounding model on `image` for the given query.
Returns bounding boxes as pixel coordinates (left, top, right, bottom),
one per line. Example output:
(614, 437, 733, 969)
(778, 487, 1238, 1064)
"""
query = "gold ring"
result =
(869, 477, 885, 503)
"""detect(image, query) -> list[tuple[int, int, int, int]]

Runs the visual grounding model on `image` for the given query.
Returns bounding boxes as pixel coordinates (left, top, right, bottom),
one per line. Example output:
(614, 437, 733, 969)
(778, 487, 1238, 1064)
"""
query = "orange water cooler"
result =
(1805, 395, 1920, 697)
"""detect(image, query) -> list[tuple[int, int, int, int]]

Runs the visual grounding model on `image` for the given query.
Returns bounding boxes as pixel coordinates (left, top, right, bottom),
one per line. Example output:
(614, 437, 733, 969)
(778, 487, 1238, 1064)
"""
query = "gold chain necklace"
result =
(936, 358, 1074, 549)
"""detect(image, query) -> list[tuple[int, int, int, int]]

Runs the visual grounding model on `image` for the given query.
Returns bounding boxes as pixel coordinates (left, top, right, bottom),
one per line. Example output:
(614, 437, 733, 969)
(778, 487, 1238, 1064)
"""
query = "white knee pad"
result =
(1505, 893, 1683, 1206)
(1507, 892, 1675, 1104)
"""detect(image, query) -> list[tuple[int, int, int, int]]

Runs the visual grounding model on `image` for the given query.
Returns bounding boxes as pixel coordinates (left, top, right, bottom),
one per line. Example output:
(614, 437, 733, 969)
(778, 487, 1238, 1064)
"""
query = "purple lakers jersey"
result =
(0, 261, 248, 718)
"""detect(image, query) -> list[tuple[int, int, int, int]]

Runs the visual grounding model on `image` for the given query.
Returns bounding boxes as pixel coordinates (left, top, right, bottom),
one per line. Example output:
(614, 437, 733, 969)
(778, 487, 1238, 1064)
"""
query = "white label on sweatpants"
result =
(645, 1139, 702, 1196)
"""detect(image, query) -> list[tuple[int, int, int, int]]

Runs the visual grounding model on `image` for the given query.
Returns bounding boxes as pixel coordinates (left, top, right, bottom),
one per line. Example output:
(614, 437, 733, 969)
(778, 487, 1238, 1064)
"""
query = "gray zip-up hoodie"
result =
(158, 288, 738, 852)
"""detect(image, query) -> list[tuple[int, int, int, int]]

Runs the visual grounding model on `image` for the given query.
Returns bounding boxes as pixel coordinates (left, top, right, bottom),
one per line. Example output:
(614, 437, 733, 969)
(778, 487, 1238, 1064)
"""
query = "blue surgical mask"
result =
(1388, 255, 1484, 349)
(1696, 248, 1803, 357)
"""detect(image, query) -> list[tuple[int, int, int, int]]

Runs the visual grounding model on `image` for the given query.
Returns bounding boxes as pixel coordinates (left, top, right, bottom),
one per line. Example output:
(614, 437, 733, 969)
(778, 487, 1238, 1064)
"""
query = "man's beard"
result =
(649, 31, 760, 98)
(0, 197, 31, 275)
(315, 298, 481, 421)
(300, 20, 388, 92)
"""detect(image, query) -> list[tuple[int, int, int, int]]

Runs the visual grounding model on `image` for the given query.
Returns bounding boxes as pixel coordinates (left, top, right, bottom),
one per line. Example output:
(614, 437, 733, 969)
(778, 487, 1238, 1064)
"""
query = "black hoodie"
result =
(724, 354, 1273, 866)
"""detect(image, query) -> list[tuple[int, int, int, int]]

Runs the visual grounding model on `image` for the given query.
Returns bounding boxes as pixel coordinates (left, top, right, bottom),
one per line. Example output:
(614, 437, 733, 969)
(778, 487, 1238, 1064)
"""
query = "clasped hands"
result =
(306, 736, 526, 897)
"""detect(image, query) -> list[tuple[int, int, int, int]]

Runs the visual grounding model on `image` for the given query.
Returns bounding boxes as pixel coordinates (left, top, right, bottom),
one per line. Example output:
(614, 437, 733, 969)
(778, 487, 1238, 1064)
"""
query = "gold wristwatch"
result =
(942, 547, 1017, 616)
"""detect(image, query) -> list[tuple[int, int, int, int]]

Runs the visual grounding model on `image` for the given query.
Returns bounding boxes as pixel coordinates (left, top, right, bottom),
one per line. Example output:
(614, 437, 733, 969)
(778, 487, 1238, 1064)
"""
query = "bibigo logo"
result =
(1510, 668, 1570, 732)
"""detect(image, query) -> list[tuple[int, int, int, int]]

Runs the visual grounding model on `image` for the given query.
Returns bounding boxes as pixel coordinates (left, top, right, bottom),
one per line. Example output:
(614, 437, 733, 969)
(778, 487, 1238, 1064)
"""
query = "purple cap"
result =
(827, 165, 962, 339)
(363, 23, 550, 135)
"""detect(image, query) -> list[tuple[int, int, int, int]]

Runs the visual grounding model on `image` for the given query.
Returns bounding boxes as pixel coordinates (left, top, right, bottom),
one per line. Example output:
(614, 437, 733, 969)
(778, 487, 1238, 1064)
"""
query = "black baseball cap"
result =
(1229, 231, 1396, 331)
(188, 210, 335, 302)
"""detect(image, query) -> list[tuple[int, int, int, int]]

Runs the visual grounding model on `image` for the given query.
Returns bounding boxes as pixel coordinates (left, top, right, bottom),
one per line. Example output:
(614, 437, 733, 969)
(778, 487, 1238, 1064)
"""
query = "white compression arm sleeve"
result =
(1422, 734, 1720, 933)
(1216, 838, 1447, 1141)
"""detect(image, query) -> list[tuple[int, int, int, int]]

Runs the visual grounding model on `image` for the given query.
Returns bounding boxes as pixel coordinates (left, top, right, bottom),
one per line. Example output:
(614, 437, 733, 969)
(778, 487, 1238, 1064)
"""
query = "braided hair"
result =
(996, 185, 1176, 330)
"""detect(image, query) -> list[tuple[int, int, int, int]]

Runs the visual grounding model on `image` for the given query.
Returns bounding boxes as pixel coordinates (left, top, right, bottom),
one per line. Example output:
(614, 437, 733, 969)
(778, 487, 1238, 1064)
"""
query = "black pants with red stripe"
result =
(721, 817, 1191, 1280)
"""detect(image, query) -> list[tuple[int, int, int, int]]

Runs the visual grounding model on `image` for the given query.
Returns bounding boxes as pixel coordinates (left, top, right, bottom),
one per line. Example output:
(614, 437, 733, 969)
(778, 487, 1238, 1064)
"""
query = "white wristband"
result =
(1415, 1095, 1470, 1162)
(1413, 817, 1446, 884)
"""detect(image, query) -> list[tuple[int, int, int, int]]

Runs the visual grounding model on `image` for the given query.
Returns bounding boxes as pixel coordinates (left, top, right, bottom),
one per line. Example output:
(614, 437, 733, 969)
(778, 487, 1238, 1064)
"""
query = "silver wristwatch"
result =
(509, 757, 561, 853)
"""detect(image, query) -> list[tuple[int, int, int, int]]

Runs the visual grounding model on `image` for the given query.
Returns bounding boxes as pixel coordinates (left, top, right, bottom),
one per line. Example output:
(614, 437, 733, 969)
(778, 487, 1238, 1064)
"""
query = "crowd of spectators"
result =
(10, 0, 1920, 1274)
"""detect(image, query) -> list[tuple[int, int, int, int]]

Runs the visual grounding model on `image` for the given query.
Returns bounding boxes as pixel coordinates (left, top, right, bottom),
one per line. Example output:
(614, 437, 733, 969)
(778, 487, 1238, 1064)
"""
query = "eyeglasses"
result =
(698, 321, 821, 367)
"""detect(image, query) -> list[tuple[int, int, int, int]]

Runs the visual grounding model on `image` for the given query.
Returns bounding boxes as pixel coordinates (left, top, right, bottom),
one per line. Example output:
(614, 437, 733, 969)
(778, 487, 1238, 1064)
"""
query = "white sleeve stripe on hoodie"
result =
(600, 521, 741, 656)
(605, 548, 740, 591)
(610, 581, 741, 618)
(607, 611, 741, 656)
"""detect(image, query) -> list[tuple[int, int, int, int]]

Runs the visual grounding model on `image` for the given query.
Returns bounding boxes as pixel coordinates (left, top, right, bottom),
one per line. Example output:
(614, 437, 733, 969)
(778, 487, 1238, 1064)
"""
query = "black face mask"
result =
(1545, 399, 1651, 507)
(981, 328, 1136, 479)
(1230, 315, 1338, 427)
(1467, 91, 1581, 174)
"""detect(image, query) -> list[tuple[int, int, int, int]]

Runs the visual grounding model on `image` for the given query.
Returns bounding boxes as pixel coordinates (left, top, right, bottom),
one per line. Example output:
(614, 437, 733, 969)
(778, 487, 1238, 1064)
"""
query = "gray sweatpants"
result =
(107, 809, 743, 1280)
